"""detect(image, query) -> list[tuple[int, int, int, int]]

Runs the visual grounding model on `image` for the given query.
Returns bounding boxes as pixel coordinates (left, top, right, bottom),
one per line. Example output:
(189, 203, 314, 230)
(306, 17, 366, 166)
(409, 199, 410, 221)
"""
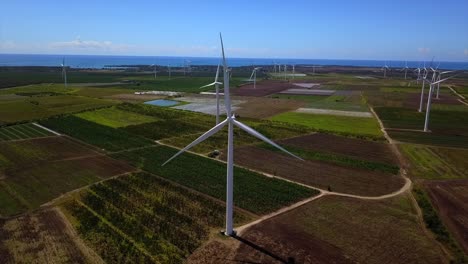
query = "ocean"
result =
(1, 54, 467, 70)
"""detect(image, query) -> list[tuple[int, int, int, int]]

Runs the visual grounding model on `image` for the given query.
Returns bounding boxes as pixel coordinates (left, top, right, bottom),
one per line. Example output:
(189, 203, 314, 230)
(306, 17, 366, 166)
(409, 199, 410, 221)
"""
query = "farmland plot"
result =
(0, 123, 53, 141)
(111, 145, 318, 214)
(61, 172, 252, 263)
(75, 107, 158, 128)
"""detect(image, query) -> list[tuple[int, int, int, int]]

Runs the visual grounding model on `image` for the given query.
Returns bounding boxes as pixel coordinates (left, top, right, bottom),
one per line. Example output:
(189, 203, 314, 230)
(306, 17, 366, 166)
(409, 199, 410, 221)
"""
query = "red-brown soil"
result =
(224, 146, 405, 196)
(0, 209, 98, 263)
(425, 179, 468, 254)
(235, 97, 304, 119)
(279, 133, 398, 165)
(233, 80, 292, 97)
(404, 92, 462, 109)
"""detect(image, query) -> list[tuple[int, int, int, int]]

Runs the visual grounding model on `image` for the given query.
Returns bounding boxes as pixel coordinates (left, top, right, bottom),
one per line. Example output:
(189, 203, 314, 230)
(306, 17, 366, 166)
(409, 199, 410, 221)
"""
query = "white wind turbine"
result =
(61, 58, 68, 88)
(150, 63, 157, 79)
(162, 33, 302, 236)
(423, 73, 458, 132)
(249, 67, 261, 89)
(435, 70, 453, 99)
(401, 61, 409, 80)
(381, 62, 390, 78)
(292, 64, 296, 79)
(200, 63, 223, 125)
(418, 63, 430, 112)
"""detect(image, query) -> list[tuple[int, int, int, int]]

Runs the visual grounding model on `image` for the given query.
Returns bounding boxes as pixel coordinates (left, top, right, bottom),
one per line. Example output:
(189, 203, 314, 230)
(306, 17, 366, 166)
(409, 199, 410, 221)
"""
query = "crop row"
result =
(65, 172, 250, 263)
(40, 116, 154, 152)
(0, 123, 52, 141)
(260, 143, 400, 174)
(111, 145, 318, 214)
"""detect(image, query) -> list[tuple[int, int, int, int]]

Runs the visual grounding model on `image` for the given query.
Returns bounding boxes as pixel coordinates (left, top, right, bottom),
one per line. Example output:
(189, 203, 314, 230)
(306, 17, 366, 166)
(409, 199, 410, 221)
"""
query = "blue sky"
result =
(1, 0, 467, 61)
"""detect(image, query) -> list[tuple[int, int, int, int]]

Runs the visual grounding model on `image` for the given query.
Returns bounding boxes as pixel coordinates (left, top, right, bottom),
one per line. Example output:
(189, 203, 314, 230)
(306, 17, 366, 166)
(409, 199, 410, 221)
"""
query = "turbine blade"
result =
(233, 119, 303, 161)
(220, 33, 227, 69)
(432, 74, 459, 85)
(162, 119, 228, 166)
(200, 82, 216, 89)
(215, 63, 221, 82)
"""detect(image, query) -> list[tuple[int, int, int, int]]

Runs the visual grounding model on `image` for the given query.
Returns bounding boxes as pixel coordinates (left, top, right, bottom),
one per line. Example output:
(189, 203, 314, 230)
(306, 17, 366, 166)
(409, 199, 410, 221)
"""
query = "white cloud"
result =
(49, 38, 131, 52)
(418, 47, 430, 54)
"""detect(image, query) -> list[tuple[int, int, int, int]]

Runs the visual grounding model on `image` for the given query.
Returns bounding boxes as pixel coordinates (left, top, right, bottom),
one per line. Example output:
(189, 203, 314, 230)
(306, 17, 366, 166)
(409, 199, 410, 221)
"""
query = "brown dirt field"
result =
(425, 180, 468, 254)
(189, 195, 447, 264)
(0, 208, 102, 263)
(279, 133, 398, 165)
(224, 146, 405, 196)
(104, 93, 164, 102)
(404, 92, 462, 109)
(235, 97, 304, 119)
(233, 80, 292, 97)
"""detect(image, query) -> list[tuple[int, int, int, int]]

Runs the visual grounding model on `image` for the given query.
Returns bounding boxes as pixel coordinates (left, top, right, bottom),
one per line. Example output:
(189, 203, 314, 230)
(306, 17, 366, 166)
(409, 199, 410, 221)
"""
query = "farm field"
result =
(232, 80, 291, 96)
(272, 92, 368, 112)
(223, 146, 404, 196)
(425, 180, 468, 255)
(40, 116, 154, 152)
(76, 107, 158, 128)
(0, 136, 134, 216)
(0, 123, 54, 141)
(234, 96, 304, 119)
(400, 144, 468, 179)
(60, 172, 253, 263)
(111, 145, 318, 214)
(0, 208, 103, 263)
(278, 133, 398, 165)
(270, 111, 383, 140)
(189, 195, 446, 264)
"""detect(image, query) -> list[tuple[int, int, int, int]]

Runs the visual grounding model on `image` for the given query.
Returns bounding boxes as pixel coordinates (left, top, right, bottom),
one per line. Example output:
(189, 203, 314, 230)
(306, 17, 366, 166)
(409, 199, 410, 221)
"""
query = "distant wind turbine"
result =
(418, 65, 429, 112)
(423, 73, 458, 132)
(435, 70, 453, 99)
(162, 33, 302, 236)
(249, 67, 261, 89)
(150, 64, 157, 79)
(401, 61, 409, 80)
(61, 58, 68, 88)
(200, 63, 223, 125)
(381, 62, 390, 78)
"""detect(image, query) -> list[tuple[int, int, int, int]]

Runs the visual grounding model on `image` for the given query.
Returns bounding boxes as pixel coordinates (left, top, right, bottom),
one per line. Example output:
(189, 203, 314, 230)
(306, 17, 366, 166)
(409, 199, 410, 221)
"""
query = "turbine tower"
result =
(381, 62, 390, 78)
(418, 65, 429, 112)
(61, 58, 68, 88)
(401, 61, 409, 80)
(249, 67, 261, 89)
(200, 63, 223, 125)
(423, 74, 458, 132)
(162, 33, 302, 236)
(435, 70, 453, 99)
(150, 64, 157, 79)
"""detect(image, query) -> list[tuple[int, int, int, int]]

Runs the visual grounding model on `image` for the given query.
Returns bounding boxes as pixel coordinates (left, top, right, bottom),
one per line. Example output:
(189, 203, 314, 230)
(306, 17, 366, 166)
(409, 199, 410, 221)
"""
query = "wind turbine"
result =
(249, 67, 261, 89)
(168, 64, 172, 80)
(292, 64, 296, 79)
(435, 70, 453, 99)
(150, 64, 157, 79)
(423, 73, 458, 132)
(418, 66, 429, 112)
(401, 61, 409, 80)
(414, 63, 422, 84)
(381, 62, 390, 78)
(200, 63, 223, 125)
(162, 33, 302, 236)
(61, 58, 68, 88)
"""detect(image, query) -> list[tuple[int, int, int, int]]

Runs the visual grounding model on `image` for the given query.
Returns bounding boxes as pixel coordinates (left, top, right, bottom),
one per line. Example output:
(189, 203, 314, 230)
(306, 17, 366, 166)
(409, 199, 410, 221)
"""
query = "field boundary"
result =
(33, 122, 61, 135)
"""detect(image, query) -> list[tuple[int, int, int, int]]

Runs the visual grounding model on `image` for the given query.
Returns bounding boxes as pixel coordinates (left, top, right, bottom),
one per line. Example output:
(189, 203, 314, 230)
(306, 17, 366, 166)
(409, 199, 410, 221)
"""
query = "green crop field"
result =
(400, 144, 468, 179)
(40, 116, 154, 152)
(0, 123, 53, 141)
(76, 107, 158, 128)
(111, 145, 318, 214)
(71, 86, 135, 98)
(271, 93, 368, 112)
(61, 172, 252, 263)
(260, 143, 399, 174)
(270, 112, 383, 140)
(0, 137, 134, 216)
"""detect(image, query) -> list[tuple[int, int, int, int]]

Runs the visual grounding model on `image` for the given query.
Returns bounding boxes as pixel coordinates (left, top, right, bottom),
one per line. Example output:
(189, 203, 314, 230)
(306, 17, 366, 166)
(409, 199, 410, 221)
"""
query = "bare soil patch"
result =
(404, 92, 462, 109)
(425, 179, 468, 254)
(104, 93, 164, 102)
(235, 97, 304, 119)
(0, 208, 102, 263)
(224, 146, 405, 196)
(279, 133, 398, 165)
(233, 80, 292, 97)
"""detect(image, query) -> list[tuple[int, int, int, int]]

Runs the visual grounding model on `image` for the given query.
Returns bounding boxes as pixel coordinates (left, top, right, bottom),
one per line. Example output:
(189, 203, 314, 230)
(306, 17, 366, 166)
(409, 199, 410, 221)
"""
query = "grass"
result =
(40, 116, 154, 152)
(0, 123, 53, 141)
(71, 86, 135, 98)
(260, 143, 400, 174)
(0, 92, 118, 124)
(413, 186, 467, 263)
(276, 194, 448, 264)
(399, 144, 468, 179)
(270, 112, 383, 140)
(111, 145, 318, 214)
(76, 107, 158, 128)
(61, 172, 252, 263)
(271, 93, 368, 112)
